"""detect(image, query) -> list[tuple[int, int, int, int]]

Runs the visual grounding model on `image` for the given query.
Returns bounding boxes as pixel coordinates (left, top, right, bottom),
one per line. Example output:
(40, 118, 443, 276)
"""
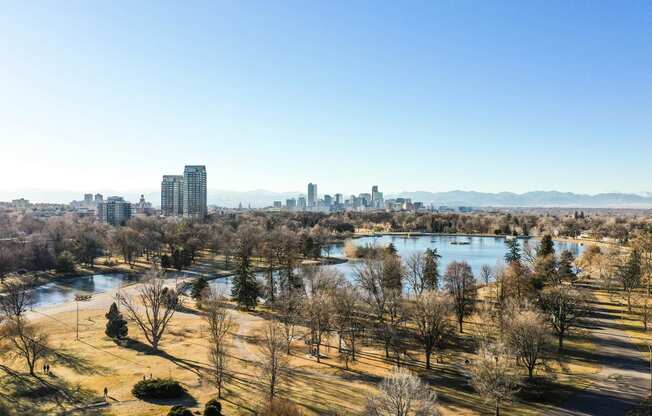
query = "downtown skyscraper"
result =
(161, 175, 184, 216)
(307, 182, 317, 207)
(183, 165, 207, 218)
(161, 165, 207, 218)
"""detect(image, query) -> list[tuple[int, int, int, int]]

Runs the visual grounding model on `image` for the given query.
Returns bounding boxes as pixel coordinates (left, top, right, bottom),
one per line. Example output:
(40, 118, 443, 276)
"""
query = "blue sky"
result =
(1, 0, 651, 198)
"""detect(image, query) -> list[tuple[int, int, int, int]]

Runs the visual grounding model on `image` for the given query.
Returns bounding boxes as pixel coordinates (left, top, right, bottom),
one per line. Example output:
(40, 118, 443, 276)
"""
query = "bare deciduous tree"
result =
(505, 308, 551, 379)
(111, 227, 141, 267)
(304, 269, 338, 363)
(0, 318, 50, 376)
(405, 253, 426, 295)
(117, 269, 181, 352)
(333, 283, 362, 361)
(409, 290, 453, 369)
(275, 290, 303, 355)
(365, 367, 439, 416)
(480, 264, 493, 287)
(470, 344, 519, 416)
(356, 257, 404, 358)
(204, 290, 235, 398)
(632, 291, 652, 331)
(0, 246, 17, 283)
(538, 285, 588, 352)
(0, 278, 33, 320)
(260, 320, 289, 400)
(443, 261, 477, 333)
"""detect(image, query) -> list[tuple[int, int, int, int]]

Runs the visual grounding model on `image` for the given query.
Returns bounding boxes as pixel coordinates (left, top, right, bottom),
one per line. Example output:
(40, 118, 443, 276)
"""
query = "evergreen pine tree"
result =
(504, 239, 522, 264)
(231, 249, 258, 310)
(105, 302, 128, 339)
(382, 252, 403, 292)
(537, 234, 555, 258)
(423, 248, 441, 290)
(558, 250, 577, 282)
(191, 277, 209, 300)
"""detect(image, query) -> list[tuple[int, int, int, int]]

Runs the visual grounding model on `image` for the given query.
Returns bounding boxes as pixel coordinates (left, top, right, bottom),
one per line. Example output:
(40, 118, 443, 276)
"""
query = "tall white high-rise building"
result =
(161, 175, 184, 216)
(371, 185, 384, 208)
(183, 165, 207, 218)
(307, 183, 317, 207)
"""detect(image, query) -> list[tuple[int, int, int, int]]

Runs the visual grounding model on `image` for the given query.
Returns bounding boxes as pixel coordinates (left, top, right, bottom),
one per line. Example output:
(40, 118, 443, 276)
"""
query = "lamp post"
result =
(76, 297, 79, 341)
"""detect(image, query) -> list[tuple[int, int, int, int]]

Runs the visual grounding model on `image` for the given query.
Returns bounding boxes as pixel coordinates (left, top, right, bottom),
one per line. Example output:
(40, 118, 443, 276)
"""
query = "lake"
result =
(31, 273, 133, 308)
(31, 235, 584, 307)
(209, 234, 584, 292)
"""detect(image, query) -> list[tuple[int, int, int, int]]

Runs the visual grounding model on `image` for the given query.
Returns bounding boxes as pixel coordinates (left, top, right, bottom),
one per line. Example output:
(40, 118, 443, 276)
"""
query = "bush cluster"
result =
(168, 406, 193, 416)
(204, 398, 222, 416)
(132, 378, 185, 400)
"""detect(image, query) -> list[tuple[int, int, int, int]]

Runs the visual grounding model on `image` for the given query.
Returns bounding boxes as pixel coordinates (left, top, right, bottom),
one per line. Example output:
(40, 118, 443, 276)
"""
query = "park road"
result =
(549, 290, 649, 416)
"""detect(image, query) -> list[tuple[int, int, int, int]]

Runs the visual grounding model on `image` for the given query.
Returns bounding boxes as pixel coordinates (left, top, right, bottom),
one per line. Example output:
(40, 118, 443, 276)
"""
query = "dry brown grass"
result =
(0, 259, 607, 416)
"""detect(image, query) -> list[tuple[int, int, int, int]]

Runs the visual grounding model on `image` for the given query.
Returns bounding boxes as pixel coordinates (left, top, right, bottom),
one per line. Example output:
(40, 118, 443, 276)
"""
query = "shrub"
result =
(205, 398, 220, 408)
(343, 240, 358, 258)
(132, 378, 185, 400)
(204, 398, 222, 416)
(204, 406, 221, 416)
(55, 251, 76, 273)
(168, 406, 193, 416)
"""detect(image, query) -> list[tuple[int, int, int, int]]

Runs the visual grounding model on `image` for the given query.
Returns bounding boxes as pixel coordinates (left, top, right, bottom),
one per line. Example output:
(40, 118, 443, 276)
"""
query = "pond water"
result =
(208, 234, 584, 293)
(31, 273, 133, 308)
(30, 271, 192, 308)
(30, 235, 583, 307)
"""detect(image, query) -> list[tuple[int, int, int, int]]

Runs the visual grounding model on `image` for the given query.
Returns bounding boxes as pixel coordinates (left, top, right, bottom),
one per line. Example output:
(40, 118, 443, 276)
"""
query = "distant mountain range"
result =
(393, 191, 652, 208)
(2, 189, 652, 209)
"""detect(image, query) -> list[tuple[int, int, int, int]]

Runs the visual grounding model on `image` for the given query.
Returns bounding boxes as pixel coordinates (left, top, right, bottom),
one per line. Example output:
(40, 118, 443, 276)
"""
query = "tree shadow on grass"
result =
(174, 303, 203, 316)
(136, 391, 198, 408)
(122, 337, 210, 376)
(49, 348, 111, 376)
(0, 371, 102, 414)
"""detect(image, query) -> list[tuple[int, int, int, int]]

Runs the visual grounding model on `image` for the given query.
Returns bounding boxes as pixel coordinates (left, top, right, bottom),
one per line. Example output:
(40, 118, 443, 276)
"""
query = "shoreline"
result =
(351, 230, 621, 248)
(18, 233, 615, 312)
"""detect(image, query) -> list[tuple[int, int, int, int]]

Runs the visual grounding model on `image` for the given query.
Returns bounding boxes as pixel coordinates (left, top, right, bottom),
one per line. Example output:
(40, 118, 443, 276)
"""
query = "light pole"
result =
(76, 298, 79, 341)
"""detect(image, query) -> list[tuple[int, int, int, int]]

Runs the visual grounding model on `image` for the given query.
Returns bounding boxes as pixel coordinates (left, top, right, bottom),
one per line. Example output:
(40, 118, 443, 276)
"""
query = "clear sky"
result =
(1, 0, 651, 198)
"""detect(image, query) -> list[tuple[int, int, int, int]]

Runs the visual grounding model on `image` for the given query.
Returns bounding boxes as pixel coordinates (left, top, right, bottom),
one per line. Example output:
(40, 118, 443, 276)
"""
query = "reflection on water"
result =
(31, 273, 133, 308)
(209, 235, 584, 294)
(328, 235, 583, 278)
(34, 236, 583, 306)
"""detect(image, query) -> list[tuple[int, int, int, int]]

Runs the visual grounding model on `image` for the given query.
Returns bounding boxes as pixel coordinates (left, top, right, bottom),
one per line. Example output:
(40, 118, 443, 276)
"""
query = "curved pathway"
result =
(550, 288, 649, 415)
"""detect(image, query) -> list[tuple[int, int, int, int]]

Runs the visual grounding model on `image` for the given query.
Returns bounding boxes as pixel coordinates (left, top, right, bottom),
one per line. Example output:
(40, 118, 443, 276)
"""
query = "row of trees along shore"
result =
(1, 209, 650, 280)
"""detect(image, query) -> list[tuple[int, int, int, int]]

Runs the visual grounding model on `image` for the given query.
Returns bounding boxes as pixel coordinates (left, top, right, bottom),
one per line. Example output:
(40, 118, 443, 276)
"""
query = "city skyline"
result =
(1, 2, 651, 195)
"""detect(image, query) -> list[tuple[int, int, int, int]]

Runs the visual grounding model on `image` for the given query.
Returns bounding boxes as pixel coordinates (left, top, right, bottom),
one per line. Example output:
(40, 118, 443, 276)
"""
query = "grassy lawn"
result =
(0, 292, 606, 416)
(0, 265, 612, 415)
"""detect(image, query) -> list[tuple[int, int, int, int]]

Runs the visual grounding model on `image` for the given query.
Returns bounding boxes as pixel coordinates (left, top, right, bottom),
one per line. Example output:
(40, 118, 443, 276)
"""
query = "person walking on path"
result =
(103, 387, 108, 401)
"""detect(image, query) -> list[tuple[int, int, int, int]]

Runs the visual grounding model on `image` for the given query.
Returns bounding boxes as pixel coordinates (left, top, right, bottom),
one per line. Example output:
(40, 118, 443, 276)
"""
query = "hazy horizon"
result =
(3, 187, 652, 207)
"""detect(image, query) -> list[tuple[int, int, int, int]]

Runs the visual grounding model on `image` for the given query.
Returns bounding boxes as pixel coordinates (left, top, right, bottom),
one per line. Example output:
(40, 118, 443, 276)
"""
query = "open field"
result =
(0, 266, 619, 416)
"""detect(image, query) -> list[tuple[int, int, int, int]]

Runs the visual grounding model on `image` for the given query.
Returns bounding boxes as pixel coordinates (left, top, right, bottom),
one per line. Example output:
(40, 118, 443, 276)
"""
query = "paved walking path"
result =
(550, 291, 649, 415)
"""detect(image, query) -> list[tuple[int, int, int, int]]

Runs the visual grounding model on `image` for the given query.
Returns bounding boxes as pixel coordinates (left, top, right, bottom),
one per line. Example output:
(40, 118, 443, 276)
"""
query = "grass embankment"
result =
(5, 286, 602, 416)
(0, 253, 608, 415)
